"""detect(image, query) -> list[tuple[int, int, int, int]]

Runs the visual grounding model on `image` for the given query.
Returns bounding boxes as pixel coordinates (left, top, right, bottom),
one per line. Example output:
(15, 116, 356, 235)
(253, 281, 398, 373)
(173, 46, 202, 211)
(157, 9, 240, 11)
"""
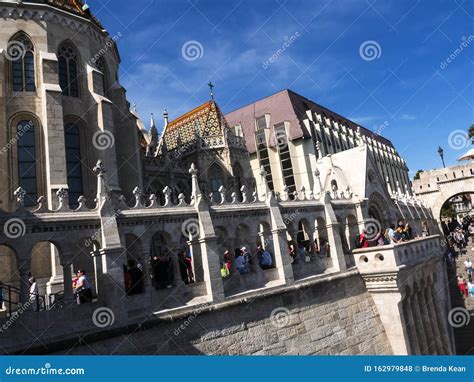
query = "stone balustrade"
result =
(353, 236, 454, 355)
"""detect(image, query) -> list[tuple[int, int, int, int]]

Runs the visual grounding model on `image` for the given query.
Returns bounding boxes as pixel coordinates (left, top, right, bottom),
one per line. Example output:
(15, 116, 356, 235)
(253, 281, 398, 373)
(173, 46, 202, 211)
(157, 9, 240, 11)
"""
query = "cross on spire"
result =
(208, 81, 214, 100)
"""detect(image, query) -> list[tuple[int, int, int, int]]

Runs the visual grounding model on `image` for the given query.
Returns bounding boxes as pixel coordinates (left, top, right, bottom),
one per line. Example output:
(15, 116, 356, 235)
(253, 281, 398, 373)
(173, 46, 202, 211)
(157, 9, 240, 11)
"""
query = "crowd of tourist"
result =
(354, 219, 427, 249)
(441, 215, 474, 301)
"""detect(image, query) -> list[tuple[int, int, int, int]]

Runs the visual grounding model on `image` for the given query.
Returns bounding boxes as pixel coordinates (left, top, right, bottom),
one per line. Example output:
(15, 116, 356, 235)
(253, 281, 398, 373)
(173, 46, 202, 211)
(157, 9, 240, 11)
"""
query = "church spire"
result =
(146, 112, 159, 157)
(208, 81, 214, 101)
(157, 109, 169, 156)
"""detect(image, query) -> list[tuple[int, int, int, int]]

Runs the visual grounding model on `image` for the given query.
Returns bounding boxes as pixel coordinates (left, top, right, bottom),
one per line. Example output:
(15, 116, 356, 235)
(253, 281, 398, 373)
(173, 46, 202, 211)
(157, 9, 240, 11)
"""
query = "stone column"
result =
(97, 248, 127, 305)
(418, 288, 438, 354)
(325, 222, 346, 272)
(361, 273, 410, 355)
(46, 245, 63, 295)
(198, 236, 225, 301)
(18, 267, 31, 305)
(271, 228, 294, 285)
(354, 201, 367, 233)
(188, 239, 204, 282)
(323, 193, 347, 272)
(427, 286, 453, 354)
(411, 290, 429, 354)
(403, 295, 421, 354)
(61, 262, 74, 303)
(422, 288, 444, 354)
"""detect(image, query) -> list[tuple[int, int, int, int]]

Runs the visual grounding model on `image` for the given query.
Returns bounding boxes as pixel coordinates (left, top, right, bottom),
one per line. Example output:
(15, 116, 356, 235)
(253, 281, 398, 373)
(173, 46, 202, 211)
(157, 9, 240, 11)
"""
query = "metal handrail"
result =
(0, 283, 47, 315)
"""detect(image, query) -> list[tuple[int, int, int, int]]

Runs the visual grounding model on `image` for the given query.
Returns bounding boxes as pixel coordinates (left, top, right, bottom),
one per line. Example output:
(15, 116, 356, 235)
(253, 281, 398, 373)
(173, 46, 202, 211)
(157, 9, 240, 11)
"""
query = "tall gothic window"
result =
(275, 124, 296, 196)
(58, 43, 79, 97)
(210, 164, 224, 202)
(255, 131, 274, 191)
(10, 33, 35, 92)
(233, 163, 244, 192)
(17, 120, 37, 206)
(95, 57, 108, 95)
(64, 122, 84, 207)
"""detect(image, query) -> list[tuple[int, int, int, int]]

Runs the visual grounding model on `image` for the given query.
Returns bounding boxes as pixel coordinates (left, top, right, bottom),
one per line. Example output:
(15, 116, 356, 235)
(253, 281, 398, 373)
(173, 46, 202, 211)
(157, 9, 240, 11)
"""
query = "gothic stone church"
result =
(0, 0, 455, 357)
(135, 99, 254, 204)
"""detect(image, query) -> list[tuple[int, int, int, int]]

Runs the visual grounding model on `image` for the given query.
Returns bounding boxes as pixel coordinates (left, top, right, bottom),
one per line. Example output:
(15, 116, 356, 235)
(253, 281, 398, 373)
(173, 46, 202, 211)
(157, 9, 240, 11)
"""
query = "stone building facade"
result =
(0, 0, 142, 292)
(225, 89, 412, 201)
(0, 0, 456, 356)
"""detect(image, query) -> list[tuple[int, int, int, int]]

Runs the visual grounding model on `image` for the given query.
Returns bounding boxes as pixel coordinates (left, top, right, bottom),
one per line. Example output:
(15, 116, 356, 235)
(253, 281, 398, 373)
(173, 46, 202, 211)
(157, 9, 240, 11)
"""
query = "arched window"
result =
(95, 57, 108, 95)
(210, 164, 224, 202)
(10, 33, 35, 92)
(64, 122, 84, 207)
(17, 120, 37, 206)
(58, 42, 79, 97)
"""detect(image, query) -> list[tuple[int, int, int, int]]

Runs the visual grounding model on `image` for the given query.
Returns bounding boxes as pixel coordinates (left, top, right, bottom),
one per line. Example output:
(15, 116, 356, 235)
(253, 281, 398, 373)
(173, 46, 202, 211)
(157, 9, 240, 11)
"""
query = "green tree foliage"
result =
(468, 124, 474, 139)
(440, 203, 456, 219)
(413, 169, 424, 180)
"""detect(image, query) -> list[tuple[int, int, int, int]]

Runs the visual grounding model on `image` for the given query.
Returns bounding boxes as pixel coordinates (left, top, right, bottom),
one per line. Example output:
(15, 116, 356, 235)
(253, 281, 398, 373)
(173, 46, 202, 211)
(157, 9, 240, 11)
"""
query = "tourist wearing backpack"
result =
(258, 246, 273, 270)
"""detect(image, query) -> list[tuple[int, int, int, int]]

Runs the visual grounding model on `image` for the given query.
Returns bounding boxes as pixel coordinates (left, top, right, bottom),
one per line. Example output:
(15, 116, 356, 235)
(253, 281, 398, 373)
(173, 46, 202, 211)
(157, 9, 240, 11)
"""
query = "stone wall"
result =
(51, 272, 392, 355)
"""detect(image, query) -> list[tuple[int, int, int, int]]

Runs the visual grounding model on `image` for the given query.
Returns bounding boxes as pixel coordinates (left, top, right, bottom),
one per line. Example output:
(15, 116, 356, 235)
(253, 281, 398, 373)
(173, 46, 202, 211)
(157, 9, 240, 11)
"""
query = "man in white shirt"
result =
(465, 259, 473, 275)
(29, 277, 38, 311)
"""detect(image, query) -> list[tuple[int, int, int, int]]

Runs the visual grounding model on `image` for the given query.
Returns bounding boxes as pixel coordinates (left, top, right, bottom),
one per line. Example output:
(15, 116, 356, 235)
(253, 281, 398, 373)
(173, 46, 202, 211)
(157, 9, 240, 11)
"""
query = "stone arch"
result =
(150, 230, 173, 257)
(215, 225, 232, 254)
(258, 220, 272, 249)
(234, 223, 253, 252)
(336, 215, 350, 254)
(125, 234, 143, 264)
(433, 190, 474, 224)
(347, 214, 360, 250)
(315, 216, 328, 255)
(296, 218, 311, 244)
(0, 244, 19, 286)
(367, 191, 391, 227)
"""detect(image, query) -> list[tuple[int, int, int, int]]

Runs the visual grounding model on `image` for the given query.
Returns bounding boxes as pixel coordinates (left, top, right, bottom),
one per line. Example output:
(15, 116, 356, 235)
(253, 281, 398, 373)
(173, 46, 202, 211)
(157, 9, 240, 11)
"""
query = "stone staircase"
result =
(449, 240, 474, 355)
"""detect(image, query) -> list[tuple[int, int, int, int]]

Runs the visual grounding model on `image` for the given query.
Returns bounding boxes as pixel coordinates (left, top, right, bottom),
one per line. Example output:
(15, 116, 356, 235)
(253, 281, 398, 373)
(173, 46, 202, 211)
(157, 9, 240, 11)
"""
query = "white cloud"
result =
(399, 113, 416, 121)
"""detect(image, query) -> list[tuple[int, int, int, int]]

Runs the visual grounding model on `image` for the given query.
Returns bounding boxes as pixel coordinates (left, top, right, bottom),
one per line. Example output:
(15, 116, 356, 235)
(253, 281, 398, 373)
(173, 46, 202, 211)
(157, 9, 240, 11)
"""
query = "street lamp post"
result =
(438, 146, 446, 168)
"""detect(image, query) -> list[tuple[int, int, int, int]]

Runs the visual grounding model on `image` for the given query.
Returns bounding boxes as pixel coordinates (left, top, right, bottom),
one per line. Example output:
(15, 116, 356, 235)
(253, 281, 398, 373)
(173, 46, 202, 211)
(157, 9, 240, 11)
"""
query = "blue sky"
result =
(91, 0, 473, 177)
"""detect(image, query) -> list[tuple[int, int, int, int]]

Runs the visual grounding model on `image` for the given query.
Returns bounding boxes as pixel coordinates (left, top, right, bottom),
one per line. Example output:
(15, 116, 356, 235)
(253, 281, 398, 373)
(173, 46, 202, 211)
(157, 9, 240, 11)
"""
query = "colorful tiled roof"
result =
(163, 101, 230, 151)
(46, 0, 103, 28)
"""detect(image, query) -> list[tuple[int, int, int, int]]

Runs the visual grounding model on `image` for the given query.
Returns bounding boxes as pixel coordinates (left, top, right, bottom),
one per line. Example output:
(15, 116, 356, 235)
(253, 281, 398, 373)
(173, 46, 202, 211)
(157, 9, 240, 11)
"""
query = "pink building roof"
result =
(225, 89, 394, 154)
